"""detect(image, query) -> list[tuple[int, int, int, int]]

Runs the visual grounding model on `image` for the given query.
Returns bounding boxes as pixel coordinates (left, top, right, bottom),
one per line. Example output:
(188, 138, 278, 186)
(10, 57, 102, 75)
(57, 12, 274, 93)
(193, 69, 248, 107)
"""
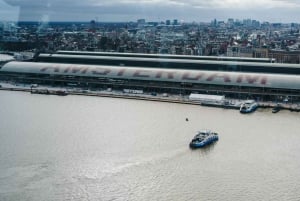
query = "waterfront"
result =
(1, 91, 300, 201)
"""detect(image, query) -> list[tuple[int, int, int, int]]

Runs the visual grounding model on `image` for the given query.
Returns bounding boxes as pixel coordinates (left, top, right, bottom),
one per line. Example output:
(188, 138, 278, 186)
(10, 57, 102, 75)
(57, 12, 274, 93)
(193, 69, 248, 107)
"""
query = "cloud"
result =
(4, 0, 300, 8)
(166, 0, 300, 9)
(1, 0, 300, 22)
(0, 0, 19, 21)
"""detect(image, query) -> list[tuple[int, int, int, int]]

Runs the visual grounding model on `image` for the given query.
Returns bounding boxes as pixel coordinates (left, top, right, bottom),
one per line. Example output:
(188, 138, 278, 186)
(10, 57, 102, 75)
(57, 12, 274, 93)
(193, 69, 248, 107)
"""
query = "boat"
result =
(240, 100, 258, 113)
(30, 88, 50, 95)
(272, 105, 281, 113)
(189, 130, 219, 148)
(54, 90, 68, 96)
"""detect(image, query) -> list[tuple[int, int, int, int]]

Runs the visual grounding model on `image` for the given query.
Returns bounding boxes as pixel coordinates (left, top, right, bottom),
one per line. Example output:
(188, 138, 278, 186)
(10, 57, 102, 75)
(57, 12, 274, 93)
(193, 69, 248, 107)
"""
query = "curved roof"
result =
(0, 54, 15, 67)
(56, 51, 275, 63)
(36, 54, 300, 76)
(37, 54, 293, 67)
(1, 61, 300, 90)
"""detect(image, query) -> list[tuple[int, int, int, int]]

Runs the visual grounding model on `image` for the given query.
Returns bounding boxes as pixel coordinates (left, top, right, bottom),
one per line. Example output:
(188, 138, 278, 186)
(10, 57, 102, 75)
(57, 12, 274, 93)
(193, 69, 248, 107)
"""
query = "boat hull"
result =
(240, 107, 257, 113)
(240, 103, 258, 113)
(272, 108, 280, 113)
(189, 135, 218, 149)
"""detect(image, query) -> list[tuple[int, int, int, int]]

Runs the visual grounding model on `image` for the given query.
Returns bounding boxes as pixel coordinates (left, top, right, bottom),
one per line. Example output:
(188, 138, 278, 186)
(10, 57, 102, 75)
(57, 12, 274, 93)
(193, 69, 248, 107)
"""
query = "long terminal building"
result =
(1, 51, 300, 101)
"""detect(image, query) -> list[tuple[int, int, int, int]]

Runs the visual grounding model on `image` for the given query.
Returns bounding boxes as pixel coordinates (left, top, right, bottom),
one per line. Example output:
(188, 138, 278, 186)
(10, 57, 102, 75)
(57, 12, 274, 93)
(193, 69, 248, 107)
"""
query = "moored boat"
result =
(55, 90, 68, 96)
(240, 100, 258, 113)
(272, 105, 280, 113)
(31, 88, 50, 95)
(189, 130, 219, 148)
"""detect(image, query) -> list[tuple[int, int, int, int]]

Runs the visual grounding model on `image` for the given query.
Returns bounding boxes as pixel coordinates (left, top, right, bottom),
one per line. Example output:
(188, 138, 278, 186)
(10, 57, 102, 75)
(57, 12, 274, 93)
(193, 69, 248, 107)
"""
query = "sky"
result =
(1, 0, 300, 23)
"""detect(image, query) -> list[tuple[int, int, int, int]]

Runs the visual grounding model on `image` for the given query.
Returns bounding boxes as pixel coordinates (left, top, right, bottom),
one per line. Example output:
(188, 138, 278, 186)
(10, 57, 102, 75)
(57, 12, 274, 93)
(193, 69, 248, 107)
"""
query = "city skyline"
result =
(1, 0, 300, 23)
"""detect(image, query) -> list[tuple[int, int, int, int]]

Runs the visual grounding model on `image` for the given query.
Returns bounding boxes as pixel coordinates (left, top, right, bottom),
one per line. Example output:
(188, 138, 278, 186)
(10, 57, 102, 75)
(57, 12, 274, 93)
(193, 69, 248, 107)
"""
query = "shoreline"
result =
(1, 84, 300, 112)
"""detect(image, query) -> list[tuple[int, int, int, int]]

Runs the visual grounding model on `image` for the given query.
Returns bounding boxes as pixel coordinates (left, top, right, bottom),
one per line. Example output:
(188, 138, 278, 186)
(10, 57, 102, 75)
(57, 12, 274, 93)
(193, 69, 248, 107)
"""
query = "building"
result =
(269, 49, 300, 64)
(37, 52, 300, 76)
(253, 48, 269, 58)
(173, 19, 178, 26)
(227, 45, 254, 58)
(1, 56, 300, 101)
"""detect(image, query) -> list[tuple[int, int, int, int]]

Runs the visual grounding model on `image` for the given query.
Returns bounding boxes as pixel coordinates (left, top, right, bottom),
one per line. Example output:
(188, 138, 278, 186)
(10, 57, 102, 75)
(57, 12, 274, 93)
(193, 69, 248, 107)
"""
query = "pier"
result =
(1, 83, 300, 112)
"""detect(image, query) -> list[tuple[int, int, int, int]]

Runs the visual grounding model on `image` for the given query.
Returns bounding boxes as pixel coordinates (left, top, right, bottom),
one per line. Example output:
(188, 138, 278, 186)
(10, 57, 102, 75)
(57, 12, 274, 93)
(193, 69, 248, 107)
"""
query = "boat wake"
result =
(103, 148, 187, 175)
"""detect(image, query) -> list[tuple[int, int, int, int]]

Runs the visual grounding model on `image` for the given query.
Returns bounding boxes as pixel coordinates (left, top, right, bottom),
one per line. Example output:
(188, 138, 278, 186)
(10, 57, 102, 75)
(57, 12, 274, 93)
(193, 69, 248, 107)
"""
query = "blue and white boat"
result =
(189, 130, 219, 148)
(240, 100, 258, 113)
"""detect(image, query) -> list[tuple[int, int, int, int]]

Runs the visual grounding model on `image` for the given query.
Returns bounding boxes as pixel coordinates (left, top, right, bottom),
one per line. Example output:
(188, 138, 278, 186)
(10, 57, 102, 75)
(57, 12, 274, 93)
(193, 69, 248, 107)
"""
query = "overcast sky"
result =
(1, 0, 300, 23)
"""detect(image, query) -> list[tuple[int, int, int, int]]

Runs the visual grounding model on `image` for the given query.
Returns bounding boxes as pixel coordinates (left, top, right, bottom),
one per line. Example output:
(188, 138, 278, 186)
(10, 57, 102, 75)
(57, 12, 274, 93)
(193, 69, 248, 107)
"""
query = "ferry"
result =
(189, 130, 219, 149)
(240, 100, 258, 113)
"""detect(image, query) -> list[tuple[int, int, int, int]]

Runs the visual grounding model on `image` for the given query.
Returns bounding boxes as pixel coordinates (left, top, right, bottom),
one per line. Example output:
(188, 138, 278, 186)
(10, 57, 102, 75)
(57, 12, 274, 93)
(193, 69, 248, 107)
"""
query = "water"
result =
(0, 91, 300, 201)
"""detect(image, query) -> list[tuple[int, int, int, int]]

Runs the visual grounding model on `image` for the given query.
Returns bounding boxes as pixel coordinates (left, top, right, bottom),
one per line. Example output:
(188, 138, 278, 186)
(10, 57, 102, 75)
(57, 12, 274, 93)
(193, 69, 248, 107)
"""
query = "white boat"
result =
(240, 100, 258, 113)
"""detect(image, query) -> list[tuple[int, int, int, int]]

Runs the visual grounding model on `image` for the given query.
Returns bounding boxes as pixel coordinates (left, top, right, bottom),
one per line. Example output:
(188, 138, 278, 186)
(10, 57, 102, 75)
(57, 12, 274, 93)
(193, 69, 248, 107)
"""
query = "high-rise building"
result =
(137, 19, 146, 24)
(89, 20, 96, 32)
(227, 18, 234, 27)
(243, 19, 252, 27)
(211, 19, 217, 27)
(0, 22, 3, 39)
(137, 19, 146, 28)
(173, 19, 178, 25)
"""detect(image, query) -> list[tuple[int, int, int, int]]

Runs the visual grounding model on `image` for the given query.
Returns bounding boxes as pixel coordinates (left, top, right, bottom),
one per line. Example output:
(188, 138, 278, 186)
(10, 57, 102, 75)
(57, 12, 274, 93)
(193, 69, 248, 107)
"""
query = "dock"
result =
(1, 83, 300, 112)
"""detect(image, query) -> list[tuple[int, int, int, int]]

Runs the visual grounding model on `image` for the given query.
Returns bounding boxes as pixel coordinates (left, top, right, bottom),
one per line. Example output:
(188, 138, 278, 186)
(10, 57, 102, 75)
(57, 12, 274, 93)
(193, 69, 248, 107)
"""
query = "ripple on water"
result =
(1, 91, 300, 201)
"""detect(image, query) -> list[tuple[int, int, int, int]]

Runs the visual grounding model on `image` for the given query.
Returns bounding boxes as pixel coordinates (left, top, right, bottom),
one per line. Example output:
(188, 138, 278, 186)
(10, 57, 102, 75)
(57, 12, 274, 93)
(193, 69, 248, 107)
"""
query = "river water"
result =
(0, 91, 300, 201)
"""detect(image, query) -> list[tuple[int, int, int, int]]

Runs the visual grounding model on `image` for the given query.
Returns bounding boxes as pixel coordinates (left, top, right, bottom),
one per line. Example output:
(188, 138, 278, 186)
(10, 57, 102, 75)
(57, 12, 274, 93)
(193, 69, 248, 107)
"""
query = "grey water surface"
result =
(0, 91, 300, 201)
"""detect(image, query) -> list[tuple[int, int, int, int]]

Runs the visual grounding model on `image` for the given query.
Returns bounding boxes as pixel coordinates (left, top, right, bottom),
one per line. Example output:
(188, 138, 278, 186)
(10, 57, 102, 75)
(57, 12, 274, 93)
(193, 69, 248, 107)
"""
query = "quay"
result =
(1, 83, 300, 112)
